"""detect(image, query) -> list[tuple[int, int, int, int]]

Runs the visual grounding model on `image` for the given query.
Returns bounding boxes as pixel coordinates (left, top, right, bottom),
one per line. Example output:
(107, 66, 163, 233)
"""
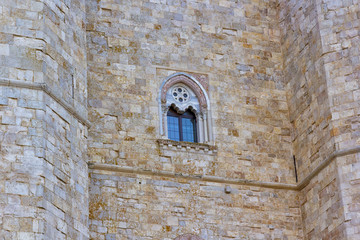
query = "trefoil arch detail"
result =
(158, 72, 213, 144)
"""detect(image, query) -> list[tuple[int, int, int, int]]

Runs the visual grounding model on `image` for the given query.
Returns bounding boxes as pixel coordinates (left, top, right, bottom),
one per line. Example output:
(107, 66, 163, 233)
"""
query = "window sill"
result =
(157, 139, 217, 155)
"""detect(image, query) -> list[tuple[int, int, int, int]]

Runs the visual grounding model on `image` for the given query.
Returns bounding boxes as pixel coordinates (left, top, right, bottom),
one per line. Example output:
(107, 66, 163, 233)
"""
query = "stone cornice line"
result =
(0, 78, 91, 127)
(296, 145, 360, 190)
(89, 162, 298, 190)
(88, 146, 360, 191)
(3, 78, 359, 190)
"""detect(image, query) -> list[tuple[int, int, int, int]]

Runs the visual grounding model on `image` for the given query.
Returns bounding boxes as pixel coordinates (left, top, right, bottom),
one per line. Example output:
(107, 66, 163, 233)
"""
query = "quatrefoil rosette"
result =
(172, 86, 190, 103)
(165, 83, 200, 113)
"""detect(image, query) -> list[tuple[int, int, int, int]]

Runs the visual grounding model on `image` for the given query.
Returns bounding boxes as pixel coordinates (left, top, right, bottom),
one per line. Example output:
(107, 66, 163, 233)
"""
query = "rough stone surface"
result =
(280, 0, 360, 238)
(175, 234, 203, 240)
(86, 0, 295, 184)
(89, 171, 302, 239)
(337, 153, 360, 239)
(0, 0, 359, 239)
(0, 0, 89, 239)
(280, 0, 334, 181)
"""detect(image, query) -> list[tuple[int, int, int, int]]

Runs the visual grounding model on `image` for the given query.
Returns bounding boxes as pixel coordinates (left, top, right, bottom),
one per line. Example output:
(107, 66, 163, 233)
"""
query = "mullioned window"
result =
(158, 72, 213, 144)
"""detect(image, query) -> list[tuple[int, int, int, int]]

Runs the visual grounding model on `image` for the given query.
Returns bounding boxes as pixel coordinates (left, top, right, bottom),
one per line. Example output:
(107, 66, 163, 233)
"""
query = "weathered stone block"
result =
(5, 182, 29, 195)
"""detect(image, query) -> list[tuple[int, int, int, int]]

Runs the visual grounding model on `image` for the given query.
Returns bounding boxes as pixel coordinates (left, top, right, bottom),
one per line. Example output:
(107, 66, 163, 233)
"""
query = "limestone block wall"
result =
(0, 0, 43, 83)
(280, 0, 360, 239)
(0, 88, 89, 240)
(86, 0, 302, 238)
(316, 1, 360, 238)
(41, 95, 89, 239)
(279, 0, 341, 238)
(0, 0, 87, 113)
(0, 2, 45, 237)
(89, 170, 303, 240)
(86, 0, 295, 184)
(0, 87, 46, 239)
(279, 0, 334, 181)
(336, 153, 360, 239)
(317, 0, 360, 151)
(1, 0, 358, 239)
(40, 0, 88, 116)
(300, 160, 346, 239)
(0, 0, 89, 239)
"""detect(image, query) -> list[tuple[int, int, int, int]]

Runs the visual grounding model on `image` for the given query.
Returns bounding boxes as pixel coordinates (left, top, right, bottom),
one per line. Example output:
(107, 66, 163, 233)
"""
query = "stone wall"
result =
(87, 0, 295, 184)
(0, 88, 89, 240)
(300, 152, 360, 239)
(41, 0, 89, 237)
(41, 0, 88, 115)
(279, 0, 334, 181)
(42, 94, 89, 239)
(317, 1, 360, 238)
(318, 0, 360, 151)
(300, 160, 346, 239)
(0, 0, 43, 84)
(0, 0, 89, 239)
(89, 169, 303, 240)
(336, 153, 360, 239)
(0, 87, 45, 239)
(280, 0, 360, 239)
(85, 0, 302, 238)
(1, 0, 359, 239)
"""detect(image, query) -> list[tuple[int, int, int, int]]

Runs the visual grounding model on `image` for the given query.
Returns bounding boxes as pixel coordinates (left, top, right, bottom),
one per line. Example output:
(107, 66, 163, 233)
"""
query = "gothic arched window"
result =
(159, 73, 213, 144)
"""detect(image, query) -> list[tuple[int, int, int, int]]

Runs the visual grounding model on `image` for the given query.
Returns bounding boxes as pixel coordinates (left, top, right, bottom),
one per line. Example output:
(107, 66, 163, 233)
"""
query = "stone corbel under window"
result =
(157, 139, 217, 155)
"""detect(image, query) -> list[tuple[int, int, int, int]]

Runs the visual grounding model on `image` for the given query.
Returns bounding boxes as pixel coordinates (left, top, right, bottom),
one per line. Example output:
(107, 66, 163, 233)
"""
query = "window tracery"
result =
(172, 85, 191, 103)
(159, 72, 213, 144)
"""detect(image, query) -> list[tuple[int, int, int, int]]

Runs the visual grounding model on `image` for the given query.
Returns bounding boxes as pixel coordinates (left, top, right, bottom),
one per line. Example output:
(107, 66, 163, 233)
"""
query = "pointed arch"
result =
(158, 72, 213, 143)
(160, 73, 208, 110)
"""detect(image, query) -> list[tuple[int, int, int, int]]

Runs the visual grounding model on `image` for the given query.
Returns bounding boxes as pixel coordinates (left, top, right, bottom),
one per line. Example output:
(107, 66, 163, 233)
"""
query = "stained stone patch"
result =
(174, 234, 204, 240)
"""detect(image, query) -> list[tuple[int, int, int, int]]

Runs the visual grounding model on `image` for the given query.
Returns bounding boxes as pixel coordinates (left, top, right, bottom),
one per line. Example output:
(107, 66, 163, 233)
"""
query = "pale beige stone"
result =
(0, 0, 359, 239)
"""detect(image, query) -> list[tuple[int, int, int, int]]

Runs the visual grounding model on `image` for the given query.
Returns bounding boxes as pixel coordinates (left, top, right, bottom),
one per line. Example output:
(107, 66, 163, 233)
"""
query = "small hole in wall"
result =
(139, 182, 141, 184)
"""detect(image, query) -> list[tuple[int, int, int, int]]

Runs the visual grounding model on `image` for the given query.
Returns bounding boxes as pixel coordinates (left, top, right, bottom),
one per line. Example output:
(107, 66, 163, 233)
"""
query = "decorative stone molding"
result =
(158, 72, 213, 143)
(166, 84, 200, 113)
(88, 146, 360, 191)
(88, 162, 298, 190)
(157, 139, 217, 155)
(0, 78, 91, 127)
(161, 74, 207, 109)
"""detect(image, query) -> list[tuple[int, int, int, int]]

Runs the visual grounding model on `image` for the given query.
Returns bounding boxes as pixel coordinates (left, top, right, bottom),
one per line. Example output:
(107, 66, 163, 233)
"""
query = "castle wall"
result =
(86, 0, 295, 184)
(279, 0, 334, 181)
(317, 1, 360, 238)
(0, 0, 358, 239)
(41, 96, 89, 239)
(299, 152, 360, 240)
(280, 0, 360, 239)
(0, 87, 46, 239)
(0, 0, 89, 239)
(317, 0, 360, 152)
(336, 152, 360, 239)
(279, 0, 342, 238)
(300, 159, 346, 239)
(86, 0, 302, 238)
(89, 170, 303, 240)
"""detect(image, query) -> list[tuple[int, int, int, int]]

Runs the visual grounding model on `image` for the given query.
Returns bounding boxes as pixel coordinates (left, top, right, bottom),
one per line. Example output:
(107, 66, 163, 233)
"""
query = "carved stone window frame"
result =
(158, 72, 213, 144)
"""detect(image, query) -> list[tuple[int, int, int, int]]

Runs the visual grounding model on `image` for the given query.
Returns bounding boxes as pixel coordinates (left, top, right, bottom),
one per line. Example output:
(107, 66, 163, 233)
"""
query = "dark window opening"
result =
(167, 107, 197, 143)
